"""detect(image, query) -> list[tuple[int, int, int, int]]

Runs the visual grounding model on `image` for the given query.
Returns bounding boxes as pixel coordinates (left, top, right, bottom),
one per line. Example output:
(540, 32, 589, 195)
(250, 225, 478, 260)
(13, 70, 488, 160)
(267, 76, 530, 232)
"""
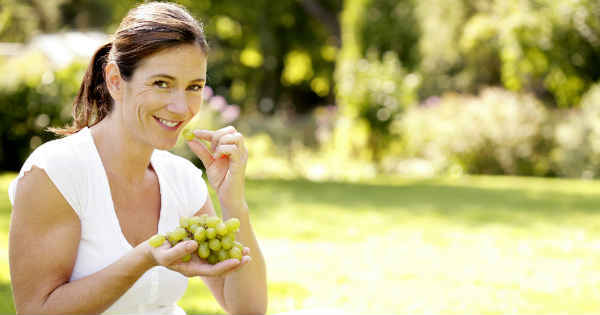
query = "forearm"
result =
(221, 203, 268, 315)
(34, 244, 155, 315)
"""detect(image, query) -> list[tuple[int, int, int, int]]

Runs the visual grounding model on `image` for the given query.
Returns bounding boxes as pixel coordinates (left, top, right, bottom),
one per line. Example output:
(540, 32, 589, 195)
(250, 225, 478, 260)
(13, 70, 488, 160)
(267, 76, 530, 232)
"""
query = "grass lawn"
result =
(1, 172, 600, 314)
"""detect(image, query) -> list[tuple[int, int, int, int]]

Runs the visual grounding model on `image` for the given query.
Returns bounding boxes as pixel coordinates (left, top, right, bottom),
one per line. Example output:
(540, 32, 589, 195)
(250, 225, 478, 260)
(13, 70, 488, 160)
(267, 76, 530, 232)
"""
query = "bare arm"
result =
(186, 126, 268, 314)
(193, 198, 267, 315)
(221, 201, 267, 315)
(9, 166, 156, 314)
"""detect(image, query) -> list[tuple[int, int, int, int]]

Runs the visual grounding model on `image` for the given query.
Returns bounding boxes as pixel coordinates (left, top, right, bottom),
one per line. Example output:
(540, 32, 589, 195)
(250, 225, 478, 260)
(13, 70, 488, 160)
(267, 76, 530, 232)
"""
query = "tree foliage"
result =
(416, 0, 600, 107)
(2, 0, 600, 175)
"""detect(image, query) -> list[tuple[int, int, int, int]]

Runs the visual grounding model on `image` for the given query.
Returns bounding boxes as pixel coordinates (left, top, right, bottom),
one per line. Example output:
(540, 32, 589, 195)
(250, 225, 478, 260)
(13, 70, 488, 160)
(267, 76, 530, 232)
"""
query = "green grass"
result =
(3, 173, 600, 314)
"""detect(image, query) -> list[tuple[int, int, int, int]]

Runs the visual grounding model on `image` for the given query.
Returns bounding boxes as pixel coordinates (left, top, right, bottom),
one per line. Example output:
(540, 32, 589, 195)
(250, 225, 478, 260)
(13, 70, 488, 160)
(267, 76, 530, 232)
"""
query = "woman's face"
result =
(118, 44, 207, 150)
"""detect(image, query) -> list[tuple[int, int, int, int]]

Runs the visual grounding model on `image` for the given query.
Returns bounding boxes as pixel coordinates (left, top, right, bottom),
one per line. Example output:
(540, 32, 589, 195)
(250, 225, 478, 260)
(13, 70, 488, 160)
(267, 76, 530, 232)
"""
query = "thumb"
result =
(192, 129, 214, 144)
(187, 139, 214, 168)
(160, 240, 198, 265)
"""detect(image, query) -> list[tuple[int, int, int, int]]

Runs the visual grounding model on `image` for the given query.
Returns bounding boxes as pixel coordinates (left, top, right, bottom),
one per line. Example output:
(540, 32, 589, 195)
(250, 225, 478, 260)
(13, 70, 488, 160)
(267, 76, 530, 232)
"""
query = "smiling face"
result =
(112, 43, 207, 150)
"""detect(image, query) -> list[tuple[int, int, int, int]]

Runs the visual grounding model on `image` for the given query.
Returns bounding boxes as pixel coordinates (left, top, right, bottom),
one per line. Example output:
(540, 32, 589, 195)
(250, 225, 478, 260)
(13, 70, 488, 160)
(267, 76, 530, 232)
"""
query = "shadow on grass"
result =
(246, 178, 600, 228)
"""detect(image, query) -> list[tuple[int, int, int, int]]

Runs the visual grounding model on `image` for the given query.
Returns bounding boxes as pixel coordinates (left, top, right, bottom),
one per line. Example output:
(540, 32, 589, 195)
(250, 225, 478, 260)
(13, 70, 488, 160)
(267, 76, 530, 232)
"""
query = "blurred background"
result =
(1, 0, 600, 314)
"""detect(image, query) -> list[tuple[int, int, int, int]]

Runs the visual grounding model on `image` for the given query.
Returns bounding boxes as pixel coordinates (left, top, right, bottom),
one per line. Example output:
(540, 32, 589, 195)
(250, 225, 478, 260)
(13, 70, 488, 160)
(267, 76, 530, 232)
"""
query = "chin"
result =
(153, 140, 177, 151)
(148, 134, 178, 151)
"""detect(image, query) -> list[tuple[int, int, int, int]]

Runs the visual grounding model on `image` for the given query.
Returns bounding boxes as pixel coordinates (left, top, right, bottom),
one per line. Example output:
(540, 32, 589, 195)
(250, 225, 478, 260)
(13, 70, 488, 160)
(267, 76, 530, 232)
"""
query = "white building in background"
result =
(0, 31, 109, 68)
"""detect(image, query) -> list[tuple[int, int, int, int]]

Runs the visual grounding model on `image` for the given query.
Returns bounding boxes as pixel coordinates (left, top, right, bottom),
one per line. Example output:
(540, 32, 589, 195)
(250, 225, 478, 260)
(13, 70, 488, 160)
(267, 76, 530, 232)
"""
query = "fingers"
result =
(210, 126, 237, 152)
(218, 132, 245, 148)
(171, 254, 251, 277)
(191, 129, 213, 142)
(154, 240, 198, 266)
(190, 126, 239, 153)
(186, 139, 213, 168)
(191, 126, 236, 152)
(213, 144, 240, 163)
(187, 126, 248, 166)
(217, 133, 248, 161)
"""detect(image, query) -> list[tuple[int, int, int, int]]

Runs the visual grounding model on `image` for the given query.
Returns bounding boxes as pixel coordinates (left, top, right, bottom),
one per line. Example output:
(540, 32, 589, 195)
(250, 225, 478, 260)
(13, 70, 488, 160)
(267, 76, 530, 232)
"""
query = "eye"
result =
(187, 84, 205, 92)
(153, 80, 169, 88)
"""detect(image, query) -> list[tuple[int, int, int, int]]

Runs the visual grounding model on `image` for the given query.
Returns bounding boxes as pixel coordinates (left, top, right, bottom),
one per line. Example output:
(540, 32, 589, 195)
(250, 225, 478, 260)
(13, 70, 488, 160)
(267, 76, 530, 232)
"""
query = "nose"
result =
(167, 90, 189, 115)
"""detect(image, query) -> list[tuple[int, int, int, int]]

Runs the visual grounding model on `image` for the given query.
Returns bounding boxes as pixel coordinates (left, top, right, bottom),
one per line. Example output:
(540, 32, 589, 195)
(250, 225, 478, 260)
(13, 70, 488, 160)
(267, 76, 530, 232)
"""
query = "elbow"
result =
(228, 306, 267, 315)
(15, 302, 46, 315)
(14, 295, 43, 315)
(250, 302, 268, 315)
(228, 296, 268, 315)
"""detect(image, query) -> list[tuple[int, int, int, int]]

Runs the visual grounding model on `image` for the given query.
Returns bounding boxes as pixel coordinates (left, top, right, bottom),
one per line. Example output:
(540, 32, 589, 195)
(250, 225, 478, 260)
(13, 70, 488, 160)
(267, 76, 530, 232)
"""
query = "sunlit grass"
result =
(2, 173, 600, 314)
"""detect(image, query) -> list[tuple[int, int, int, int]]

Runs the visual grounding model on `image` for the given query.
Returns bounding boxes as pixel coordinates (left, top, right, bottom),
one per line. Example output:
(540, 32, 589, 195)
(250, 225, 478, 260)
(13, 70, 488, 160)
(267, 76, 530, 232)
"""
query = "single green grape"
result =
(233, 241, 243, 250)
(189, 224, 201, 234)
(221, 237, 233, 250)
(173, 227, 187, 240)
(179, 217, 191, 229)
(168, 227, 187, 244)
(225, 218, 241, 232)
(207, 253, 219, 265)
(182, 254, 192, 262)
(194, 226, 206, 242)
(198, 242, 210, 259)
(229, 247, 242, 260)
(199, 214, 208, 225)
(148, 234, 165, 248)
(205, 227, 217, 239)
(183, 129, 195, 141)
(222, 233, 235, 243)
(217, 249, 229, 262)
(208, 238, 221, 251)
(205, 216, 221, 228)
(215, 222, 228, 236)
(166, 233, 178, 245)
(189, 216, 202, 226)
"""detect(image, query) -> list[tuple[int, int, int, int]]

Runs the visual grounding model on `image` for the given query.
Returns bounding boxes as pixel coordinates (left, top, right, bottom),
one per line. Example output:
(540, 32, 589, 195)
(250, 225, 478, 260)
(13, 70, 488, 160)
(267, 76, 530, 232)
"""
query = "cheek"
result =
(134, 89, 164, 114)
(188, 94, 204, 115)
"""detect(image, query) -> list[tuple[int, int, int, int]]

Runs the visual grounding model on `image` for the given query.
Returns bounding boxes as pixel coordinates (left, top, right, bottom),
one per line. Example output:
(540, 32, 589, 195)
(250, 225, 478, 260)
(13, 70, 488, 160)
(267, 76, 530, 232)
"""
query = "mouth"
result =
(153, 116, 183, 130)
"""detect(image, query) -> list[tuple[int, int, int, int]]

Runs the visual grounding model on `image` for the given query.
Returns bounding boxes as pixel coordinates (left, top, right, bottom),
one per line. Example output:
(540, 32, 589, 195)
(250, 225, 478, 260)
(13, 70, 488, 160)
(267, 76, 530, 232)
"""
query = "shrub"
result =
(0, 53, 84, 171)
(392, 88, 554, 176)
(551, 84, 600, 178)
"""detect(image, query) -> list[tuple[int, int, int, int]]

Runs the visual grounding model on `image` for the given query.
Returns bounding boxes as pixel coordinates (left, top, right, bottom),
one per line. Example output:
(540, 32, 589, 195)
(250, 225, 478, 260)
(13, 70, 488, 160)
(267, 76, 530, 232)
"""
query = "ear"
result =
(105, 62, 124, 103)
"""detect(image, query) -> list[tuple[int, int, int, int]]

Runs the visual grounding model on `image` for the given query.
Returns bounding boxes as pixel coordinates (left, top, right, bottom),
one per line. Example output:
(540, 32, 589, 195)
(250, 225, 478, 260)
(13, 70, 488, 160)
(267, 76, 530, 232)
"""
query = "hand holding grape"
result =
(185, 126, 248, 212)
(146, 215, 250, 277)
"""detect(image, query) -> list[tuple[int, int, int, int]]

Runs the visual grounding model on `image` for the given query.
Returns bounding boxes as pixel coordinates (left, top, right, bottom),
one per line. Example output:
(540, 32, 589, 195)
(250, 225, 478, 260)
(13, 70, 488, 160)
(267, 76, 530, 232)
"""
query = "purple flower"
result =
(221, 105, 240, 123)
(421, 96, 441, 107)
(209, 95, 227, 112)
(203, 86, 214, 100)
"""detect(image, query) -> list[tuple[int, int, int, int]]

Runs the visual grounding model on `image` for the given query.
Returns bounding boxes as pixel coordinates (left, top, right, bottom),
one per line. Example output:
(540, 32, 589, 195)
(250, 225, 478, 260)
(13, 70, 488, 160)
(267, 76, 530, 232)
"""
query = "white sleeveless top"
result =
(8, 127, 209, 315)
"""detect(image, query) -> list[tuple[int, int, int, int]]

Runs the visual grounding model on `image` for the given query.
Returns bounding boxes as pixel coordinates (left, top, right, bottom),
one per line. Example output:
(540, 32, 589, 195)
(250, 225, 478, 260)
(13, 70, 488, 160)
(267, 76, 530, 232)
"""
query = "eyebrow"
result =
(150, 74, 206, 83)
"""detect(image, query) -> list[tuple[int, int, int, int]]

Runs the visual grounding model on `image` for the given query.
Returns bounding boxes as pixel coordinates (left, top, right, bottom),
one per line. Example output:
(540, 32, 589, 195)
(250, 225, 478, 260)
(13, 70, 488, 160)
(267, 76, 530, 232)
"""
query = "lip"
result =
(153, 116, 183, 131)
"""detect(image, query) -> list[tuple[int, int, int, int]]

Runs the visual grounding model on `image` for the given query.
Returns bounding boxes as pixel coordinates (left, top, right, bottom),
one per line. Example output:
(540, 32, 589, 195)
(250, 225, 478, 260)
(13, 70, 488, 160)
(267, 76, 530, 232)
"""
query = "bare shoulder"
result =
(12, 165, 80, 224)
(10, 165, 82, 312)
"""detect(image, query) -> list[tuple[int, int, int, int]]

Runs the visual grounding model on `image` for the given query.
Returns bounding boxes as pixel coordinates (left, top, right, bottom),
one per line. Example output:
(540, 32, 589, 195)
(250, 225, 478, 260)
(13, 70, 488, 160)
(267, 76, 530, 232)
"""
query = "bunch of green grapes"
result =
(148, 214, 243, 265)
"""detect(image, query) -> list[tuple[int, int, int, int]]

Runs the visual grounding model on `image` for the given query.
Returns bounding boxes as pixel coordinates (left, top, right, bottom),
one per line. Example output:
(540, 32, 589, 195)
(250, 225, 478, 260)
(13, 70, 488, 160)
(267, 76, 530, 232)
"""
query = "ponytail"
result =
(48, 42, 114, 136)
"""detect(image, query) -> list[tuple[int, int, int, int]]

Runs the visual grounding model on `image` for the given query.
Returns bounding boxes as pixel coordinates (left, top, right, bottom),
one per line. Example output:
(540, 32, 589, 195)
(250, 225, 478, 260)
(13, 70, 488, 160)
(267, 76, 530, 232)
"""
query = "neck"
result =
(90, 115, 155, 186)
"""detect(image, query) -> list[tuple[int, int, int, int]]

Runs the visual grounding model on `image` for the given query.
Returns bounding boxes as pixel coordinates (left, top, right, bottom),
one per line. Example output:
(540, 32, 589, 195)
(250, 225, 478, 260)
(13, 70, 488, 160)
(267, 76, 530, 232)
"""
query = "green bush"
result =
(0, 53, 84, 171)
(392, 88, 554, 176)
(416, 0, 600, 108)
(551, 83, 600, 178)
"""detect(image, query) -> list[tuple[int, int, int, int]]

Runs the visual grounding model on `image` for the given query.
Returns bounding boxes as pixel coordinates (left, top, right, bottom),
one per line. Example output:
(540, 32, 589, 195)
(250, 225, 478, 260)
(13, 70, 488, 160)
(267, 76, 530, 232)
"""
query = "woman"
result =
(7, 2, 267, 314)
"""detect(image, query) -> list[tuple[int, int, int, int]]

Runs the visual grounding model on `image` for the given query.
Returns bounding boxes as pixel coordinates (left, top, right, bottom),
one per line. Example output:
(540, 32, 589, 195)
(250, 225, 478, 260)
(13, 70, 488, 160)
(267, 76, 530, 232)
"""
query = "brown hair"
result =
(49, 2, 208, 136)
